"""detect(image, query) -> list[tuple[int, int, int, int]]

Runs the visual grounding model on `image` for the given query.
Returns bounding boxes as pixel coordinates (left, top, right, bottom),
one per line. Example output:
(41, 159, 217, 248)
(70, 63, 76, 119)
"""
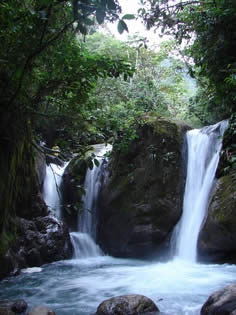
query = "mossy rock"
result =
(61, 155, 87, 230)
(97, 116, 190, 259)
(198, 173, 236, 262)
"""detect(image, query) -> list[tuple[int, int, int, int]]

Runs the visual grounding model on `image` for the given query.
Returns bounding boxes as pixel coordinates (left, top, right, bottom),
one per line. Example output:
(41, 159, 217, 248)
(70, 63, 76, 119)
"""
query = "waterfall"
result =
(174, 120, 228, 262)
(43, 162, 68, 218)
(71, 144, 111, 258)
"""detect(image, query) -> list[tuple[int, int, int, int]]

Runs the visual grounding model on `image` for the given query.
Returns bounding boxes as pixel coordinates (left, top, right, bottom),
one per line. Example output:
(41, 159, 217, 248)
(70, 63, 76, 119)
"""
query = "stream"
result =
(0, 122, 235, 314)
(0, 257, 236, 314)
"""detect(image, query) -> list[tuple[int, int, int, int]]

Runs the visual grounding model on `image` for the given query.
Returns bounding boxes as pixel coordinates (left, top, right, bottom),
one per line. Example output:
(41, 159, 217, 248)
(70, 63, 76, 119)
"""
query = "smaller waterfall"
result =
(174, 120, 228, 262)
(43, 162, 68, 218)
(71, 144, 111, 258)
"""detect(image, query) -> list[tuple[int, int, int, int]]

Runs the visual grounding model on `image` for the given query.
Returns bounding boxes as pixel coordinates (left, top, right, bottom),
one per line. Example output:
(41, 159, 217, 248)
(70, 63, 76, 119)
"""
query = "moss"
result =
(212, 173, 236, 224)
(0, 111, 38, 256)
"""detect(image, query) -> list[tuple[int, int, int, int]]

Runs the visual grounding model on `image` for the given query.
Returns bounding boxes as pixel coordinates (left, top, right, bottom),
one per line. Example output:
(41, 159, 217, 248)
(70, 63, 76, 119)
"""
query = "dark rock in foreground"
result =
(0, 195, 72, 279)
(98, 116, 190, 258)
(61, 155, 87, 230)
(0, 299, 27, 314)
(201, 283, 236, 314)
(96, 294, 159, 315)
(198, 173, 236, 262)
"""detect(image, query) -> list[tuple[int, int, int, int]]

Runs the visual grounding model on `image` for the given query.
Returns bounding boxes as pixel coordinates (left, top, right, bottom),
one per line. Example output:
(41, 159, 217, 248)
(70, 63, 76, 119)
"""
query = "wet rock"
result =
(0, 213, 72, 279)
(96, 294, 159, 315)
(201, 283, 236, 314)
(36, 151, 46, 190)
(97, 116, 190, 258)
(46, 154, 64, 167)
(27, 306, 56, 315)
(12, 300, 28, 313)
(198, 173, 236, 262)
(61, 155, 87, 230)
(0, 299, 27, 314)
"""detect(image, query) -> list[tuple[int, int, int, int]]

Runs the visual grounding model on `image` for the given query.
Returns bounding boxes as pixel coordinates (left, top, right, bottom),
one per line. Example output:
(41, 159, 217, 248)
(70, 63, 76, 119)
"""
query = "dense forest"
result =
(0, 0, 235, 277)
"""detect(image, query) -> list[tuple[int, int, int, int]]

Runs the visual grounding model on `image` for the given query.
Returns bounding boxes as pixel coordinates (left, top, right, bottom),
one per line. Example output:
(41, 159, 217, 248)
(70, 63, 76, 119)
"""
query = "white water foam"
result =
(174, 120, 228, 261)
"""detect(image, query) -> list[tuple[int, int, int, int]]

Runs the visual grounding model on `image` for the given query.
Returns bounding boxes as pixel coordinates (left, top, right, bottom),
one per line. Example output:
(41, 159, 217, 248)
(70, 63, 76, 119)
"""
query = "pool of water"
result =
(0, 256, 236, 314)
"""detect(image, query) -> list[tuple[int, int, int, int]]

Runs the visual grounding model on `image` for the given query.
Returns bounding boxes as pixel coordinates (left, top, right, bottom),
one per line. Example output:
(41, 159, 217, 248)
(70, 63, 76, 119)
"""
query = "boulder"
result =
(61, 155, 87, 230)
(198, 173, 236, 262)
(0, 299, 27, 314)
(0, 197, 72, 279)
(96, 294, 159, 315)
(27, 306, 56, 315)
(97, 116, 190, 258)
(201, 283, 236, 314)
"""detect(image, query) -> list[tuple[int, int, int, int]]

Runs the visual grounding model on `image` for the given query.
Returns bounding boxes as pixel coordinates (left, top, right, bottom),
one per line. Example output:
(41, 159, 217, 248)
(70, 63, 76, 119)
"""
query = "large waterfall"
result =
(3, 125, 236, 315)
(70, 144, 111, 258)
(43, 162, 68, 218)
(174, 120, 228, 262)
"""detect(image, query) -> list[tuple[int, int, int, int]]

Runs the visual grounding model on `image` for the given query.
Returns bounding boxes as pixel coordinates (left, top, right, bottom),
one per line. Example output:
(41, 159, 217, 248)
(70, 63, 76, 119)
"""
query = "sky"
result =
(104, 0, 164, 50)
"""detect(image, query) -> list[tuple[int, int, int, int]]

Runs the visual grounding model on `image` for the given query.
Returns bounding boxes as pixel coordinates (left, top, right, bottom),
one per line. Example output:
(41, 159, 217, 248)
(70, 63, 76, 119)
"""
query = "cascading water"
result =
(43, 162, 68, 218)
(70, 144, 111, 258)
(2, 123, 236, 315)
(174, 120, 228, 262)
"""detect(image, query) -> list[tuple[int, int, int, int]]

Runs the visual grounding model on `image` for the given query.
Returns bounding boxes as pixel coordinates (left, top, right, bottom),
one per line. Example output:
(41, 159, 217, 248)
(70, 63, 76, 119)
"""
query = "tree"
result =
(139, 0, 236, 122)
(0, 0, 134, 255)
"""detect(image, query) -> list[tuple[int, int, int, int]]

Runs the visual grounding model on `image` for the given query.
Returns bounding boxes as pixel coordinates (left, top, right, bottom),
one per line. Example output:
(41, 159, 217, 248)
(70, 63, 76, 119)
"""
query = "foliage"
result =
(139, 0, 236, 122)
(84, 32, 195, 149)
(0, 0, 135, 254)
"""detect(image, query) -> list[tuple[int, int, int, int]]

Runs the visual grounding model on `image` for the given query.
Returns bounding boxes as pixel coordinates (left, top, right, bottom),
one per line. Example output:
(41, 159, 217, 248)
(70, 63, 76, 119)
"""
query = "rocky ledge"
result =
(97, 116, 190, 258)
(0, 195, 72, 280)
(201, 283, 236, 315)
(96, 294, 160, 315)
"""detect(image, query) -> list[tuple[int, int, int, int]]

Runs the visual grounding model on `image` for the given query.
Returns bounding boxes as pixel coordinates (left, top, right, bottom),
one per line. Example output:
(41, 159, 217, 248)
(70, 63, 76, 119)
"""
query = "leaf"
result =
(122, 14, 135, 20)
(84, 18, 94, 26)
(96, 9, 106, 24)
(94, 158, 100, 167)
(107, 0, 116, 10)
(118, 20, 129, 34)
(77, 23, 87, 35)
(87, 159, 94, 170)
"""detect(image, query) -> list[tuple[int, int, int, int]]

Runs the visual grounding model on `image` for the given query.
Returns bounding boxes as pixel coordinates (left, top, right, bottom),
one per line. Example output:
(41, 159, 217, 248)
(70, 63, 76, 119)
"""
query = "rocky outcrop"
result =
(0, 196, 72, 279)
(198, 173, 236, 262)
(97, 116, 190, 258)
(36, 151, 46, 190)
(96, 294, 159, 315)
(61, 155, 87, 230)
(201, 283, 236, 314)
(0, 299, 27, 314)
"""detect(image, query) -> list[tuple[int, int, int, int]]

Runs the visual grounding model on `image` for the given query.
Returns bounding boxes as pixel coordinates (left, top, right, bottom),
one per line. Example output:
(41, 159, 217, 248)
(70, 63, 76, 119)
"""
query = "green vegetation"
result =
(0, 0, 235, 257)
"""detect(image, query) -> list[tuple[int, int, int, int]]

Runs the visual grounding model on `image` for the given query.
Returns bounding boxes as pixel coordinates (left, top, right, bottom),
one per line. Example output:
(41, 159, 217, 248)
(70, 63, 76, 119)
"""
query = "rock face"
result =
(0, 195, 72, 279)
(198, 173, 236, 262)
(0, 299, 27, 314)
(201, 283, 236, 315)
(97, 116, 190, 258)
(96, 294, 159, 315)
(36, 151, 46, 190)
(61, 155, 87, 230)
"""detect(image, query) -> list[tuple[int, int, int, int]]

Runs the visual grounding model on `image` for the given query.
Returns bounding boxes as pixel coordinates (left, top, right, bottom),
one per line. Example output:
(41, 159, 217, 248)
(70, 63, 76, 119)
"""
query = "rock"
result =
(0, 299, 27, 314)
(97, 116, 190, 258)
(46, 154, 64, 167)
(198, 173, 236, 262)
(201, 283, 236, 314)
(0, 213, 72, 279)
(12, 300, 28, 313)
(96, 294, 159, 315)
(36, 151, 46, 190)
(27, 306, 56, 315)
(61, 155, 87, 230)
